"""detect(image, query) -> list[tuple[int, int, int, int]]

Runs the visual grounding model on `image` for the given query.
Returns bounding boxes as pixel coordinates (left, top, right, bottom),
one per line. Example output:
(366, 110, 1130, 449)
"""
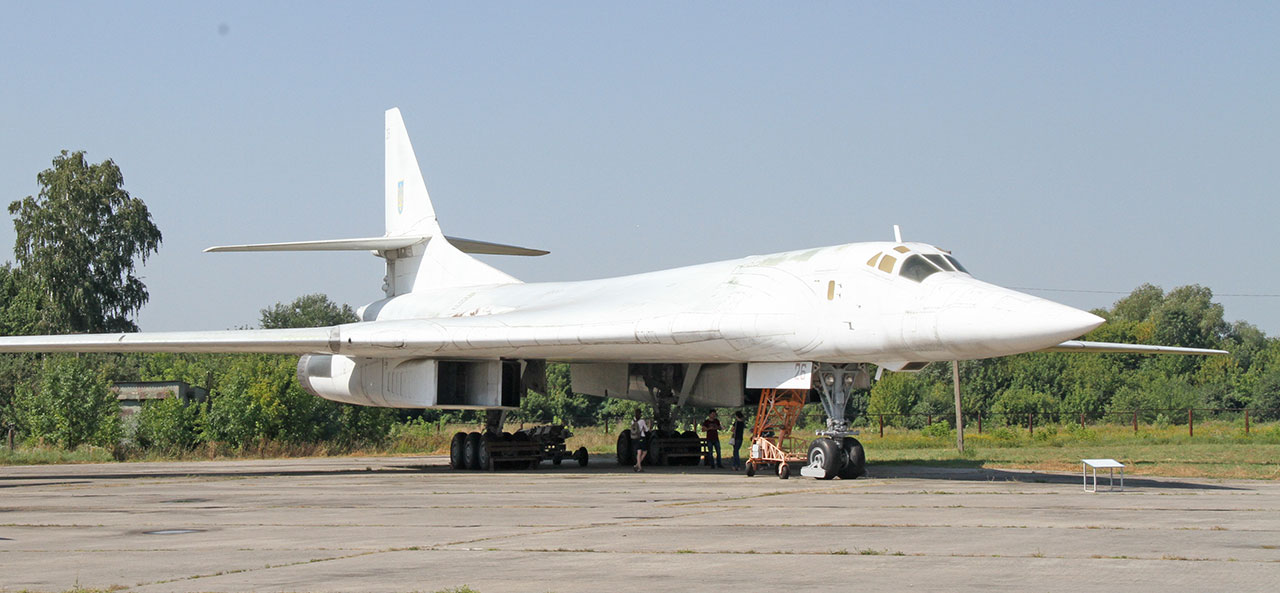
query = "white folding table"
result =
(1082, 458, 1124, 492)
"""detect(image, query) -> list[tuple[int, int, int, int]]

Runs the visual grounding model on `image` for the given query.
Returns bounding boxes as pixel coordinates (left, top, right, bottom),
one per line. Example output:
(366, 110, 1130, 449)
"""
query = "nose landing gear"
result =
(802, 363, 869, 479)
(747, 363, 869, 480)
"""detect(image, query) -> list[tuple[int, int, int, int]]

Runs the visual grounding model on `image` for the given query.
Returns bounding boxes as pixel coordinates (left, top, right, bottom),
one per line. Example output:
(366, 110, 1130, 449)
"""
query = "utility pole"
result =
(953, 360, 964, 454)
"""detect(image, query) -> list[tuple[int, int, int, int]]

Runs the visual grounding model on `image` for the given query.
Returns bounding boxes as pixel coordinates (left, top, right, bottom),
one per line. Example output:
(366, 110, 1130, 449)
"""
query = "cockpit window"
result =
(943, 255, 969, 274)
(923, 254, 954, 271)
(877, 254, 897, 273)
(899, 255, 941, 283)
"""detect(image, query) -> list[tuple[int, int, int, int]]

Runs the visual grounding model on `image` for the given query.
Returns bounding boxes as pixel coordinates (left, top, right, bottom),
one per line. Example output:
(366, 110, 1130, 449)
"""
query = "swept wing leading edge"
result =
(1042, 340, 1228, 356)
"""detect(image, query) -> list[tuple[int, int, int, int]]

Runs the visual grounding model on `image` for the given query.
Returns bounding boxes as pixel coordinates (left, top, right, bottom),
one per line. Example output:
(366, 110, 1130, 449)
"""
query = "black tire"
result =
(552, 452, 563, 466)
(807, 438, 842, 480)
(616, 429, 634, 466)
(575, 446, 589, 467)
(746, 462, 756, 477)
(464, 432, 482, 470)
(449, 432, 467, 470)
(478, 433, 497, 471)
(838, 437, 866, 479)
(647, 433, 663, 466)
(778, 463, 790, 479)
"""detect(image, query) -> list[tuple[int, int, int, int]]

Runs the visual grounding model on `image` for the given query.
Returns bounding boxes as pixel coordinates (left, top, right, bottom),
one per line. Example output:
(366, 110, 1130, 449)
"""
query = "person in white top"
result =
(632, 410, 649, 472)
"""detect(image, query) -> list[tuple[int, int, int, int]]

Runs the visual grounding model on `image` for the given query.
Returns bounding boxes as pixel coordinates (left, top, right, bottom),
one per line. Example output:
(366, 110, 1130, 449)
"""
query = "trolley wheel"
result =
(807, 438, 842, 480)
(574, 446, 589, 467)
(616, 429, 634, 466)
(463, 432, 482, 470)
(837, 437, 866, 479)
(449, 432, 467, 470)
(745, 462, 756, 477)
(778, 463, 790, 480)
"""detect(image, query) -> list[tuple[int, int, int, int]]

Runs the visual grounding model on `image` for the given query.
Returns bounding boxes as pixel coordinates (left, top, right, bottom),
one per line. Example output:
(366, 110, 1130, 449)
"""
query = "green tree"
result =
(0, 264, 41, 336)
(9, 151, 162, 333)
(1110, 283, 1164, 323)
(868, 372, 928, 426)
(260, 294, 358, 329)
(15, 355, 121, 448)
(990, 386, 1056, 424)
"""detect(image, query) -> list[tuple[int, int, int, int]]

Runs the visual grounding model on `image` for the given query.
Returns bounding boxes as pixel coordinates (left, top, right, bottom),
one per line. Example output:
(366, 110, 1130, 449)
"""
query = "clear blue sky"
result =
(2, 2, 1277, 334)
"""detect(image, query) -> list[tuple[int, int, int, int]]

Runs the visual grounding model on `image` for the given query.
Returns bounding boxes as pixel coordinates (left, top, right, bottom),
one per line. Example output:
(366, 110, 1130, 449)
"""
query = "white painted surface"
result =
(746, 362, 814, 390)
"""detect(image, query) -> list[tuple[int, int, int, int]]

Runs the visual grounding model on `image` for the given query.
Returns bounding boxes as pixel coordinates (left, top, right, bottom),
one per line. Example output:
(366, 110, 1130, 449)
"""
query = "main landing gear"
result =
(746, 363, 869, 480)
(614, 367, 703, 468)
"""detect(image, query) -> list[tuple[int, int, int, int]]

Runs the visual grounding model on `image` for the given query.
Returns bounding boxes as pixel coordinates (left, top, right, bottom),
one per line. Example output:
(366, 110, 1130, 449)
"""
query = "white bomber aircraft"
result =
(0, 108, 1225, 479)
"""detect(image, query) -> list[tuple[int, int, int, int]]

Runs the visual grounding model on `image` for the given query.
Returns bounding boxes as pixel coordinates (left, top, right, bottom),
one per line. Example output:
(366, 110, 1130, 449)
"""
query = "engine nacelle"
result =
(297, 354, 524, 409)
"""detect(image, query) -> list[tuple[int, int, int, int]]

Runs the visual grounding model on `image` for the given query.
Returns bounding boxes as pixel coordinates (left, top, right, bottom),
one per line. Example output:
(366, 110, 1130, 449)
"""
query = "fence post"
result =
(1188, 409, 1194, 437)
(1028, 412, 1034, 435)
(1133, 410, 1138, 434)
(878, 414, 884, 438)
(927, 414, 932, 427)
(1079, 413, 1085, 428)
(1245, 410, 1250, 435)
(977, 413, 982, 434)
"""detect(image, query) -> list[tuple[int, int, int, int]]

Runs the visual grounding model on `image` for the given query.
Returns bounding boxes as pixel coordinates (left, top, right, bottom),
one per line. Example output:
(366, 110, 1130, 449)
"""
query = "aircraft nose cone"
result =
(936, 288, 1105, 358)
(1004, 299, 1105, 343)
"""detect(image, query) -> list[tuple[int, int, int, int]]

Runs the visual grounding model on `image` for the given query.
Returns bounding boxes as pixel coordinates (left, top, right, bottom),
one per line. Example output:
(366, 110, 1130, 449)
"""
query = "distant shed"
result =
(112, 381, 209, 417)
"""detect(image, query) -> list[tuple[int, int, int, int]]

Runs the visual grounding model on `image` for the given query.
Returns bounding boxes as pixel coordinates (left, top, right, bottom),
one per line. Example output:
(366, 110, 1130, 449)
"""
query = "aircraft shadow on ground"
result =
(868, 461, 1247, 491)
(0, 459, 1250, 492)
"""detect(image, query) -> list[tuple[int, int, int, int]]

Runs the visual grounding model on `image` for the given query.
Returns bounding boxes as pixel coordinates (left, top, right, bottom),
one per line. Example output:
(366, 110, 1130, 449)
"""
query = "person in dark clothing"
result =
(702, 410, 724, 468)
(729, 411, 747, 471)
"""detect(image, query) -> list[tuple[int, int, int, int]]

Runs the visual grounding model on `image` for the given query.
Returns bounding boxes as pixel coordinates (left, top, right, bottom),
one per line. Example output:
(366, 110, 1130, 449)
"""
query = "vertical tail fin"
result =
(382, 108, 518, 295)
(385, 108, 440, 238)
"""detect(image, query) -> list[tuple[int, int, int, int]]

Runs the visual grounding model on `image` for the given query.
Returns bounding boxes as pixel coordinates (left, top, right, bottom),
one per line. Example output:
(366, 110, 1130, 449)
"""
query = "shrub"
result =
(14, 355, 120, 449)
(920, 421, 953, 439)
(133, 396, 203, 452)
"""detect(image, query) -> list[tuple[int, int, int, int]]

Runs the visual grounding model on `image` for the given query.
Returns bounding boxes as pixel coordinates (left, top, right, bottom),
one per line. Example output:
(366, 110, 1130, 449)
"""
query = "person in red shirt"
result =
(702, 410, 724, 469)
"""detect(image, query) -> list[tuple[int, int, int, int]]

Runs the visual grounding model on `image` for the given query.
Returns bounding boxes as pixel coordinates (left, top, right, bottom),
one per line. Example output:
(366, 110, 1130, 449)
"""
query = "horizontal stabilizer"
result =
(205, 235, 547, 256)
(444, 236, 549, 256)
(1042, 340, 1228, 356)
(205, 236, 428, 253)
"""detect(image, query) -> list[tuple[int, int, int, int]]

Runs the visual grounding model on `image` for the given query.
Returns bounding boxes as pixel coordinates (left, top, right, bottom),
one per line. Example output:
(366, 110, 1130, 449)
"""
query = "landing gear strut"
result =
(801, 363, 868, 479)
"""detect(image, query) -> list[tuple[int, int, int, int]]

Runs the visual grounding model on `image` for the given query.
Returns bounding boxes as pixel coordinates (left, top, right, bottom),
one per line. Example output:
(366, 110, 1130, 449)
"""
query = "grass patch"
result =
(863, 421, 1280, 480)
(5, 420, 1279, 480)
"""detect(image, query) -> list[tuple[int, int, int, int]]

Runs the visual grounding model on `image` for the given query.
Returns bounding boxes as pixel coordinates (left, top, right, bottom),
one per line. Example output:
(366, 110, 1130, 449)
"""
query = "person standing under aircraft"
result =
(729, 411, 746, 471)
(702, 410, 724, 468)
(632, 410, 649, 472)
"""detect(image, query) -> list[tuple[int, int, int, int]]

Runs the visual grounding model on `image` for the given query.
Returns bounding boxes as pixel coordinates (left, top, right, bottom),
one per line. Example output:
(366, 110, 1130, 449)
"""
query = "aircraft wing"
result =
(0, 327, 339, 354)
(0, 314, 776, 359)
(1042, 340, 1228, 356)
